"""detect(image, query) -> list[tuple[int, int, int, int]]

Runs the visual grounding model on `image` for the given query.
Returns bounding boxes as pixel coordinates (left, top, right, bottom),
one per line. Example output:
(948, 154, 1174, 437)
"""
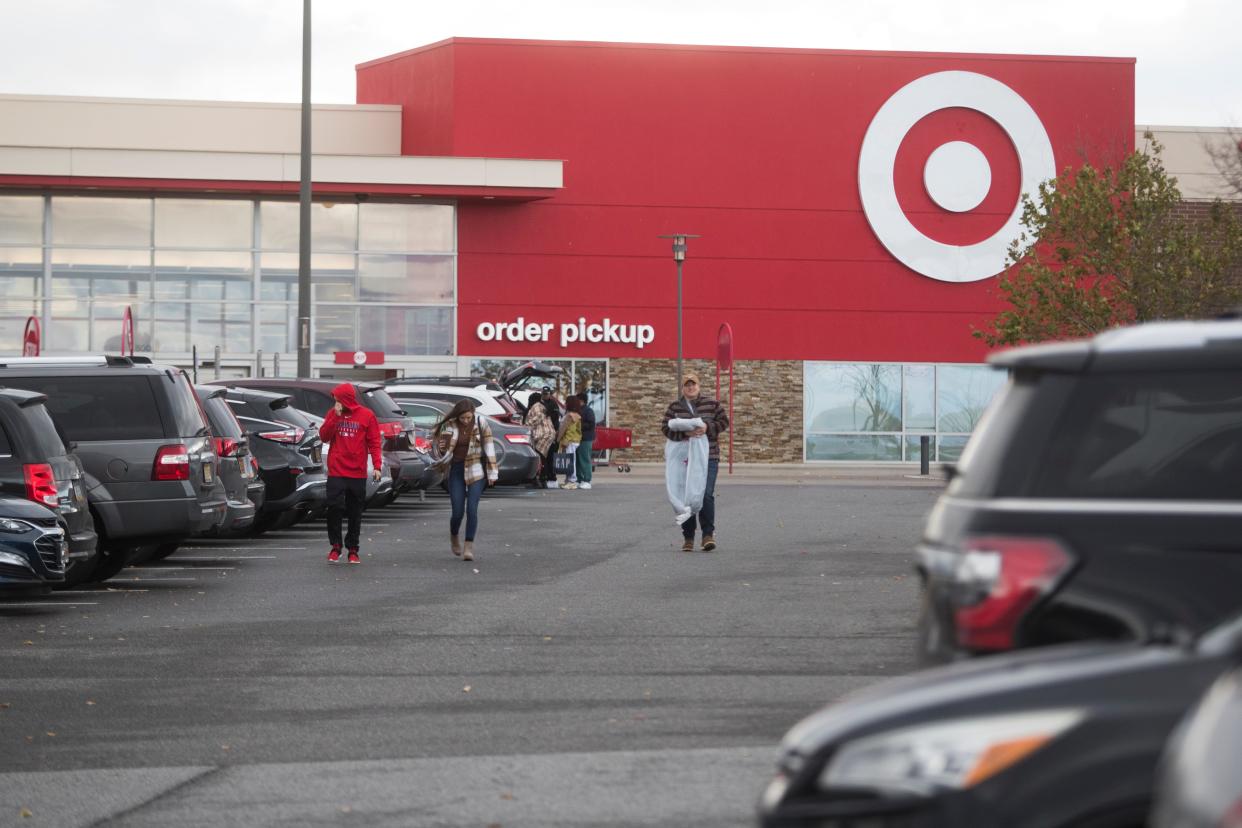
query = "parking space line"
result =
(0, 601, 99, 607)
(171, 556, 276, 561)
(130, 566, 236, 571)
(107, 577, 198, 583)
(184, 547, 306, 551)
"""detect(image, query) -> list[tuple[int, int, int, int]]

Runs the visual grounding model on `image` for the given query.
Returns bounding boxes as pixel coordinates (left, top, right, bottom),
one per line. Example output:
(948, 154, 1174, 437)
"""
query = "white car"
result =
(383, 383, 519, 423)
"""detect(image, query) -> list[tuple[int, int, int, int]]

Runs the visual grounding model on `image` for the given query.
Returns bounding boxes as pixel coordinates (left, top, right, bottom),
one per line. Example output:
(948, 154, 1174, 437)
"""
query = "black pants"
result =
(326, 476, 366, 549)
(542, 445, 558, 482)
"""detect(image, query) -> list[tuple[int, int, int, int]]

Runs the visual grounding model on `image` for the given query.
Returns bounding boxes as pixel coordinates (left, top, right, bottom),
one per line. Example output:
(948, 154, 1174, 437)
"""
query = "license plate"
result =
(313, 445, 322, 463)
(203, 462, 214, 484)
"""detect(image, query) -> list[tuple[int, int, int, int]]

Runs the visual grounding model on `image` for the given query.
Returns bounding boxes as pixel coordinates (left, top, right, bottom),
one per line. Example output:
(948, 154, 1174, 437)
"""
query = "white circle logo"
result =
(858, 71, 1056, 283)
(353, 350, 367, 366)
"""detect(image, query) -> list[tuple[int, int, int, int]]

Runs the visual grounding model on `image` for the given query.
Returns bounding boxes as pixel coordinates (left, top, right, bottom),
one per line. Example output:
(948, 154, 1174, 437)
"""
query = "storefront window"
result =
(359, 203, 454, 252)
(0, 196, 43, 245)
(52, 197, 151, 247)
(155, 199, 252, 249)
(260, 201, 357, 251)
(359, 305, 454, 356)
(358, 254, 454, 303)
(805, 362, 1006, 462)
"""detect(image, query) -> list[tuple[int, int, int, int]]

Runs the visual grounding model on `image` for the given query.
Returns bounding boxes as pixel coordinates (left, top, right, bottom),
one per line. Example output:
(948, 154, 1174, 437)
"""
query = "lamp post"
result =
(657, 233, 700, 391)
(295, 0, 313, 378)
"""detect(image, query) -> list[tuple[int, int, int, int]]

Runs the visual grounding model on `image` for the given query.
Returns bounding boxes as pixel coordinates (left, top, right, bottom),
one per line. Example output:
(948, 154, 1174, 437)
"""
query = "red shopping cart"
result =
(592, 426, 633, 472)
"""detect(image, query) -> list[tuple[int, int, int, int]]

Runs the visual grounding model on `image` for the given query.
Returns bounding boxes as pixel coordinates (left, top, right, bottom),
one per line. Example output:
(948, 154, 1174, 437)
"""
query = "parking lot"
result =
(0, 474, 940, 827)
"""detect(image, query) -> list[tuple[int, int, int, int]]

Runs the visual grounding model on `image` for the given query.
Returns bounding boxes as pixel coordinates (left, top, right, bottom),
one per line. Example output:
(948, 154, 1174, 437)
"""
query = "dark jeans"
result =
(326, 475, 366, 549)
(576, 438, 594, 483)
(448, 461, 486, 541)
(542, 445, 558, 482)
(682, 458, 719, 540)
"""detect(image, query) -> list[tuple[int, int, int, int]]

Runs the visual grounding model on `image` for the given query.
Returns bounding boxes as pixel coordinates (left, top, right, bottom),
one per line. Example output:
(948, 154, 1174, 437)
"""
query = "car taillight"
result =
(152, 444, 191, 481)
(504, 433, 531, 445)
(250, 456, 260, 474)
(952, 536, 1073, 652)
(257, 428, 305, 444)
(413, 435, 432, 453)
(23, 463, 59, 506)
(379, 422, 403, 438)
(214, 437, 239, 457)
(289, 466, 303, 477)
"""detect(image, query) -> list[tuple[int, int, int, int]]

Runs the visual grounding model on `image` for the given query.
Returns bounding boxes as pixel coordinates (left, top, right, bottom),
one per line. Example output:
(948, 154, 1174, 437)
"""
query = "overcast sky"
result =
(1, 0, 1237, 127)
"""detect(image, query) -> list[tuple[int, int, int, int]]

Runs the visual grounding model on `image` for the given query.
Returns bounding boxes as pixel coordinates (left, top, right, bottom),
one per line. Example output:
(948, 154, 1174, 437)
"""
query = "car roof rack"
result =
(0, 355, 144, 368)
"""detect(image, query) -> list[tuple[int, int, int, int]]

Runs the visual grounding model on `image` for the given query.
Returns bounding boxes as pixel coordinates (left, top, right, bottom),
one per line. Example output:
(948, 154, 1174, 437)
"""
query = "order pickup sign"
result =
(475, 317, 655, 350)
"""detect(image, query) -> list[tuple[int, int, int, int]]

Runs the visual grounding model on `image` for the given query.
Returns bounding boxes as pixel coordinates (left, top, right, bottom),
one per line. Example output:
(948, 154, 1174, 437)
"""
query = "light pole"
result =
(658, 233, 700, 392)
(295, 0, 313, 378)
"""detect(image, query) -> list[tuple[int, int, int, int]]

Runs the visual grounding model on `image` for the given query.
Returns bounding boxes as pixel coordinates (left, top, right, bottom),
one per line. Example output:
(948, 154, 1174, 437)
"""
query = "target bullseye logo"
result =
(859, 71, 1056, 283)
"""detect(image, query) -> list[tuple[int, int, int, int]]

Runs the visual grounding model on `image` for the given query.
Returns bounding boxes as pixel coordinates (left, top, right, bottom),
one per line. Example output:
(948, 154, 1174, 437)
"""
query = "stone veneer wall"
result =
(608, 359, 804, 463)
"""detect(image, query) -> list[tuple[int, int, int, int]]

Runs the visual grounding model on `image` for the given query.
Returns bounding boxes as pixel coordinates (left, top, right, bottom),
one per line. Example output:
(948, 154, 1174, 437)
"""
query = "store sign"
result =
(476, 317, 655, 349)
(858, 70, 1056, 283)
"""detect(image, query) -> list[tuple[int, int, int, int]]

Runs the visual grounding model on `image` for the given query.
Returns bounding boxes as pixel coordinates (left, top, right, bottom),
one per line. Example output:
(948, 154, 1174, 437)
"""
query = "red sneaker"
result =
(347, 549, 361, 564)
(327, 546, 341, 564)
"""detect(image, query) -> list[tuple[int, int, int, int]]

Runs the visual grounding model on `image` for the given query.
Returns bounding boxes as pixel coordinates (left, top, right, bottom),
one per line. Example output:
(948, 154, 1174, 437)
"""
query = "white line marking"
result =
(0, 601, 99, 607)
(170, 556, 276, 561)
(107, 578, 198, 583)
(130, 566, 236, 571)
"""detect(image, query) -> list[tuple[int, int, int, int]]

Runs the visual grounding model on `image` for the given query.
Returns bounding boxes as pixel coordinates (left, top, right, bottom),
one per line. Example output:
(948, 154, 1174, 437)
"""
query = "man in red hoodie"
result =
(318, 383, 382, 564)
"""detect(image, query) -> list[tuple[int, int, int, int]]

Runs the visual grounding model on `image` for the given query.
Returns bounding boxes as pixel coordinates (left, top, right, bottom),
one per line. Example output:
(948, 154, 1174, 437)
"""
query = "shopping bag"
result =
(665, 417, 708, 524)
(553, 452, 575, 475)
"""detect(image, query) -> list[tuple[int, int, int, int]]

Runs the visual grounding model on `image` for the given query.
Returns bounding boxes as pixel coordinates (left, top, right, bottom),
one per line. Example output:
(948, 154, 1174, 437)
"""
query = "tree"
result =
(976, 137, 1242, 347)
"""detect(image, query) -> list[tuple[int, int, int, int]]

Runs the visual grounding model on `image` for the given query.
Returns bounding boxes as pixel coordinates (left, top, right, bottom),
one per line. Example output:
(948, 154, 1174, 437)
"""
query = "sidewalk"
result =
(589, 461, 949, 486)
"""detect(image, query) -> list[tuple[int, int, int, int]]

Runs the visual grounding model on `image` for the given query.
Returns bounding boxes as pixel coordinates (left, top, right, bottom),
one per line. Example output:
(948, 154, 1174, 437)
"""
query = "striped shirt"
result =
(662, 395, 729, 460)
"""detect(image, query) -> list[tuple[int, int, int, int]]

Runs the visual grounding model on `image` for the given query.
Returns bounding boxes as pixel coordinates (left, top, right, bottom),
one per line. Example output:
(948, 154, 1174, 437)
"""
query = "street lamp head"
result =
(658, 233, 701, 262)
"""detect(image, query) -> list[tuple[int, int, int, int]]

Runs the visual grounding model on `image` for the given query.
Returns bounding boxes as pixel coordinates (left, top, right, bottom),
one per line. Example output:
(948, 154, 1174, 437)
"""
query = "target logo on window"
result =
(858, 71, 1057, 283)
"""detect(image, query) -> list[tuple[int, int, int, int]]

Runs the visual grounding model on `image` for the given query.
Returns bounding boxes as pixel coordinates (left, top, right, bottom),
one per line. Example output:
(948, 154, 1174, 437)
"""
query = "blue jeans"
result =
(576, 438, 594, 483)
(682, 458, 719, 539)
(448, 462, 485, 541)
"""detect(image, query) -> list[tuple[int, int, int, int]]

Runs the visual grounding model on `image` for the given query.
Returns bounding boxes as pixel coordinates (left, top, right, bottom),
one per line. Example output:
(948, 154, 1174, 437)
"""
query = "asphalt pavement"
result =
(0, 470, 943, 827)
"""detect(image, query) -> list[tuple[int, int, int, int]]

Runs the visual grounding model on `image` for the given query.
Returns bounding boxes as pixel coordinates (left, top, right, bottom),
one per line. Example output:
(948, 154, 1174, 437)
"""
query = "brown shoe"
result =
(462, 541, 475, 562)
(681, 538, 694, 552)
(701, 535, 717, 552)
(451, 535, 462, 557)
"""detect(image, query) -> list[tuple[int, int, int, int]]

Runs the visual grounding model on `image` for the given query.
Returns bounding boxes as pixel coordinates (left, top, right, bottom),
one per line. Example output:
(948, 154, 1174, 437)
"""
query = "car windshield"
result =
(361, 388, 406, 420)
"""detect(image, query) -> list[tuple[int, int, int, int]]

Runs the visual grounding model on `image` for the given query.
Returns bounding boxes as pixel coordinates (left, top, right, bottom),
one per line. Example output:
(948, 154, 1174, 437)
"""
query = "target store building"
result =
(0, 38, 1166, 462)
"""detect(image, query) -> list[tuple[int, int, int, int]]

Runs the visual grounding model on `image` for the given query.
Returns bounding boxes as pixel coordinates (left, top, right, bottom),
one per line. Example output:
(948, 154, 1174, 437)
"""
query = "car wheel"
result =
(88, 549, 130, 582)
(148, 543, 179, 561)
(58, 556, 99, 588)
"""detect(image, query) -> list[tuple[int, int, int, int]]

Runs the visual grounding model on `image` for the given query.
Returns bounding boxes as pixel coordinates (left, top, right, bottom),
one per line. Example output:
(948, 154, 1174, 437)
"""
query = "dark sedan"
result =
(0, 496, 67, 593)
(760, 613, 1242, 828)
(393, 396, 540, 486)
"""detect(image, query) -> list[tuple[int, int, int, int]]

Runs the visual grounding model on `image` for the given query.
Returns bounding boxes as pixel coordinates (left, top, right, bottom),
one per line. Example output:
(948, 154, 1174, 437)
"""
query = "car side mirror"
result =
(66, 440, 79, 453)
(940, 463, 958, 482)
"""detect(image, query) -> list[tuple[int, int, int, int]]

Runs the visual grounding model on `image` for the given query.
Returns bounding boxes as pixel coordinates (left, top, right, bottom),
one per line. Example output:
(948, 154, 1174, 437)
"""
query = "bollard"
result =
(192, 345, 198, 383)
(213, 345, 221, 379)
(273, 352, 281, 377)
(920, 435, 930, 476)
(256, 349, 263, 378)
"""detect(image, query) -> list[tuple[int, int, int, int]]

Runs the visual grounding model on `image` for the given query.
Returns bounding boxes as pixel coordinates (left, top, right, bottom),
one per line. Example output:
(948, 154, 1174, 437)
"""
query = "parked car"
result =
(1152, 658, 1242, 828)
(0, 356, 227, 581)
(219, 387, 326, 533)
(195, 386, 265, 536)
(387, 361, 566, 426)
(759, 612, 1242, 828)
(394, 396, 540, 486)
(212, 378, 440, 496)
(0, 495, 67, 593)
(916, 319, 1242, 665)
(0, 386, 96, 584)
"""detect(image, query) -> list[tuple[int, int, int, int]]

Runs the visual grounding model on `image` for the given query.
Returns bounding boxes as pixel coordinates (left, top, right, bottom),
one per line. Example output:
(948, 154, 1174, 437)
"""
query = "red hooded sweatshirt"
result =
(319, 383, 382, 478)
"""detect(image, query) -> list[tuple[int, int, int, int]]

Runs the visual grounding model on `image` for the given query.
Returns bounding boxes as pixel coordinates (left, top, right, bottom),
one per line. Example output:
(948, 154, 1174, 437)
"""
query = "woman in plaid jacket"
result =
(433, 400, 499, 562)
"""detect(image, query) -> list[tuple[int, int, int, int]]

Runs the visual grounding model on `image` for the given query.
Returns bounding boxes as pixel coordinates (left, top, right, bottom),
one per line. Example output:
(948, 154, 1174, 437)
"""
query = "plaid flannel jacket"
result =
(437, 419, 499, 486)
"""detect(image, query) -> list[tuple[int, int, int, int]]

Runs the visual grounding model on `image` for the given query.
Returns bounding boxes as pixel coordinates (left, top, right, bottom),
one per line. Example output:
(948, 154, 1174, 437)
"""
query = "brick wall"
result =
(608, 359, 804, 463)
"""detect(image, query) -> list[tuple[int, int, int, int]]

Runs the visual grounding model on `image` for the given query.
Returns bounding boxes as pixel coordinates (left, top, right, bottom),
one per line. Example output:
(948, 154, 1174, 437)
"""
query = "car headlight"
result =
(0, 517, 33, 534)
(820, 709, 1082, 794)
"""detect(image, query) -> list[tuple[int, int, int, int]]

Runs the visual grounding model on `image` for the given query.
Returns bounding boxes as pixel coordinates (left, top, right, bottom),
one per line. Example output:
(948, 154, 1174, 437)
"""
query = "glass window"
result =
(938, 365, 1006, 433)
(904, 434, 936, 463)
(0, 196, 43, 245)
(156, 250, 252, 300)
(359, 203, 454, 252)
(575, 360, 608, 424)
(260, 252, 355, 303)
(52, 248, 151, 299)
(257, 304, 295, 353)
(805, 363, 901, 432)
(0, 299, 41, 353)
(90, 300, 153, 353)
(1032, 372, 1242, 500)
(260, 201, 357, 251)
(938, 435, 970, 462)
(18, 376, 164, 441)
(904, 365, 935, 430)
(0, 247, 42, 298)
(807, 434, 902, 461)
(201, 395, 245, 440)
(155, 199, 252, 248)
(358, 254, 454, 304)
(314, 304, 356, 354)
(51, 197, 151, 247)
(397, 402, 445, 428)
(359, 305, 453, 356)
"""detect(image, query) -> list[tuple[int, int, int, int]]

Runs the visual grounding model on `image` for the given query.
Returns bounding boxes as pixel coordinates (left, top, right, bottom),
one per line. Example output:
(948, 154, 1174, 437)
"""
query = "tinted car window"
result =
(202, 396, 245, 440)
(164, 371, 210, 435)
(23, 405, 67, 458)
(270, 403, 317, 430)
(20, 376, 164, 441)
(361, 388, 404, 420)
(398, 403, 444, 428)
(301, 389, 334, 417)
(1032, 371, 1242, 500)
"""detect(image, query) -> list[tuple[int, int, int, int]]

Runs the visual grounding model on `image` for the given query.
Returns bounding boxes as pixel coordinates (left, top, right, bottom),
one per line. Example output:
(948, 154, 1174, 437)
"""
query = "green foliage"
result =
(976, 137, 1242, 347)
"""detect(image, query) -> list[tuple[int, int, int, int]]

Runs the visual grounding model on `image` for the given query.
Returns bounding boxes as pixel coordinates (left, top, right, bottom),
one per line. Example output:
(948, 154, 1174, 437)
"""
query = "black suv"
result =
(0, 387, 96, 583)
(220, 387, 326, 533)
(0, 357, 227, 581)
(195, 386, 265, 537)
(918, 319, 1242, 664)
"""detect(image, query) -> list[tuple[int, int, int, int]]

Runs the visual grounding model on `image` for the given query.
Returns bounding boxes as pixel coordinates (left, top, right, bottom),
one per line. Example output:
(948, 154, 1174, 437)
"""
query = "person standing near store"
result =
(661, 373, 729, 552)
(575, 391, 596, 490)
(525, 389, 557, 489)
(320, 383, 383, 565)
(541, 386, 563, 488)
(433, 400, 498, 562)
(556, 396, 583, 490)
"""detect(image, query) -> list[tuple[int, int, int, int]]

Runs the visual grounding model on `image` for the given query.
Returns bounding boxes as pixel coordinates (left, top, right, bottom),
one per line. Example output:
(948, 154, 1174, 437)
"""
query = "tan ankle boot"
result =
(451, 535, 462, 557)
(462, 540, 474, 562)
